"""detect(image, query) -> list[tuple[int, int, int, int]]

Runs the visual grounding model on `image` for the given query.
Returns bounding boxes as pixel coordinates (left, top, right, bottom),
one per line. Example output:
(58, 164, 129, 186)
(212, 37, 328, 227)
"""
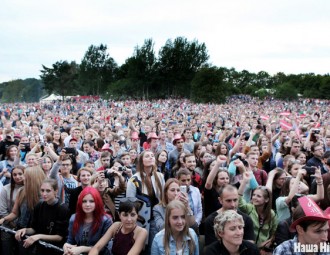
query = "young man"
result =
(183, 153, 202, 191)
(176, 168, 202, 228)
(168, 133, 190, 169)
(273, 196, 329, 255)
(204, 185, 255, 246)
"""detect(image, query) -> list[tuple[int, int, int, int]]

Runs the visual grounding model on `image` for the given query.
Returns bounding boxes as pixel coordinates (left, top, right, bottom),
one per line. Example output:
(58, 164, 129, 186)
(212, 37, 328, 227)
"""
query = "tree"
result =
(79, 44, 118, 95)
(158, 37, 209, 97)
(40, 61, 79, 99)
(275, 82, 298, 100)
(191, 67, 226, 103)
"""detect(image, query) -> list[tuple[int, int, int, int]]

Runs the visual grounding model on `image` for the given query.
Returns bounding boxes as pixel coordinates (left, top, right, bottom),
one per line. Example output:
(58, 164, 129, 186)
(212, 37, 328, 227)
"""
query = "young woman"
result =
(215, 142, 230, 165)
(40, 155, 54, 177)
(151, 200, 199, 255)
(52, 130, 64, 154)
(63, 187, 112, 255)
(0, 166, 46, 230)
(150, 178, 196, 243)
(155, 150, 170, 180)
(204, 155, 230, 217)
(171, 151, 186, 178)
(204, 210, 259, 255)
(126, 150, 165, 247)
(238, 168, 277, 251)
(89, 200, 148, 255)
(15, 178, 70, 255)
(0, 145, 20, 185)
(0, 165, 25, 255)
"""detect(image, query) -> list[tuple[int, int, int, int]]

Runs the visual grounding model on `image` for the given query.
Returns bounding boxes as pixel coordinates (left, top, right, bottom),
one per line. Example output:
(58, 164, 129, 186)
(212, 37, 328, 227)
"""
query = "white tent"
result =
(39, 94, 63, 102)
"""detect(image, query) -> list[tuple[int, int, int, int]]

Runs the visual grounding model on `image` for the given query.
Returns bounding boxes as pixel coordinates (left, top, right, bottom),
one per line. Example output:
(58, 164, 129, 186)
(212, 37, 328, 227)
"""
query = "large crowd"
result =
(0, 96, 330, 255)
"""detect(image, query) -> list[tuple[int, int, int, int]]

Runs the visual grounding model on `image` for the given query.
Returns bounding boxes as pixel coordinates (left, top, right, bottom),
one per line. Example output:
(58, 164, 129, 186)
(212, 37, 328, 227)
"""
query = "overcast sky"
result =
(1, 0, 329, 83)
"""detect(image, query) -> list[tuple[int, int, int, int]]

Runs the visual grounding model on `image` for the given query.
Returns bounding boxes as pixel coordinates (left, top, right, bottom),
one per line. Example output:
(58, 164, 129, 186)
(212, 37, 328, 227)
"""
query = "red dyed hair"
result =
(73, 187, 106, 235)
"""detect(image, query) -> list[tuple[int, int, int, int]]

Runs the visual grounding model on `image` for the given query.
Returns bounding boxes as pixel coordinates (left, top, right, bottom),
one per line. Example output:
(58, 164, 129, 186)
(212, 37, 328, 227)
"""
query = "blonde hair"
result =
(213, 210, 244, 240)
(164, 200, 195, 255)
(17, 166, 46, 210)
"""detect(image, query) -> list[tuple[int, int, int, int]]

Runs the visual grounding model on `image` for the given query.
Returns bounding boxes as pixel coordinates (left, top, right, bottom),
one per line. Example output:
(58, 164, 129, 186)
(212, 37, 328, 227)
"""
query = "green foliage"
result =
(158, 37, 209, 97)
(274, 82, 298, 100)
(191, 67, 227, 103)
(80, 44, 118, 95)
(40, 61, 79, 98)
(0, 78, 44, 103)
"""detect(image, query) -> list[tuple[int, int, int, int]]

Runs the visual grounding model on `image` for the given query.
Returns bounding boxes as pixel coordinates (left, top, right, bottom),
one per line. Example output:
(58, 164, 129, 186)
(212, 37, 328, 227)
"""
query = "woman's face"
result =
(251, 189, 268, 207)
(169, 208, 186, 235)
(217, 172, 230, 187)
(12, 168, 24, 185)
(220, 145, 228, 155)
(120, 208, 138, 229)
(142, 151, 155, 167)
(41, 157, 52, 171)
(53, 131, 61, 140)
(9, 147, 18, 159)
(61, 132, 68, 140)
(218, 219, 244, 247)
(40, 182, 57, 204)
(112, 162, 123, 171)
(275, 173, 286, 188)
(166, 182, 180, 203)
(297, 154, 306, 164)
(29, 137, 36, 147)
(290, 163, 301, 177)
(82, 194, 95, 214)
(129, 150, 137, 161)
(158, 151, 168, 163)
(195, 146, 202, 157)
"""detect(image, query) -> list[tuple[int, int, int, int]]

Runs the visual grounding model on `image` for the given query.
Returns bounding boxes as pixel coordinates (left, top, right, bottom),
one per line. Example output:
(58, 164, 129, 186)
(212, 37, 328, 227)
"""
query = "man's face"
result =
(313, 145, 324, 158)
(121, 155, 131, 166)
(175, 139, 184, 150)
(247, 154, 258, 168)
(184, 130, 192, 139)
(218, 189, 239, 210)
(159, 131, 166, 140)
(178, 174, 191, 188)
(60, 159, 72, 174)
(101, 157, 111, 168)
(185, 156, 196, 171)
(73, 129, 81, 139)
(150, 139, 158, 149)
(297, 222, 329, 246)
(27, 155, 37, 167)
(83, 144, 92, 154)
(69, 141, 77, 148)
(291, 142, 301, 155)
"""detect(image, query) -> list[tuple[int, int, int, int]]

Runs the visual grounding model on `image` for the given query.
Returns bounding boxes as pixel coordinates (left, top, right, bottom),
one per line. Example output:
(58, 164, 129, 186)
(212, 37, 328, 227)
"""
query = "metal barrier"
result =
(0, 225, 64, 253)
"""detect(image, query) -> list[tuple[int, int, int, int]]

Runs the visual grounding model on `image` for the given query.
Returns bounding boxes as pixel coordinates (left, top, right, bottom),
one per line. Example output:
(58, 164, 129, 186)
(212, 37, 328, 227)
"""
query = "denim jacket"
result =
(151, 228, 199, 255)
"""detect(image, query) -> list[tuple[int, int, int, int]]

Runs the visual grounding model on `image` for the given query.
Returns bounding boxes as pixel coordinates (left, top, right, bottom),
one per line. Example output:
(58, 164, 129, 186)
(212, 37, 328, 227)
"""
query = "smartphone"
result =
(180, 185, 187, 194)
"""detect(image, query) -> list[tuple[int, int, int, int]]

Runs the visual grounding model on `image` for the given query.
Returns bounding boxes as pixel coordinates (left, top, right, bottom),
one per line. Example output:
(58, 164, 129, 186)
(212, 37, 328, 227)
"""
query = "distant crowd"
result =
(0, 96, 330, 255)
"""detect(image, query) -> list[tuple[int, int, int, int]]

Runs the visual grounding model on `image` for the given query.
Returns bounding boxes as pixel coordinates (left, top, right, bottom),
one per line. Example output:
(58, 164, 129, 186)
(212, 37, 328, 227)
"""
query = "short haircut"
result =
(176, 168, 191, 179)
(213, 210, 244, 239)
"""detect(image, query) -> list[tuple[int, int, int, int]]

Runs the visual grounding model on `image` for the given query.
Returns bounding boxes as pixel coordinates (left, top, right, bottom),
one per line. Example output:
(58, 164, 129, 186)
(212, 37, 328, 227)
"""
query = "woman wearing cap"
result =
(204, 210, 259, 255)
(237, 166, 277, 252)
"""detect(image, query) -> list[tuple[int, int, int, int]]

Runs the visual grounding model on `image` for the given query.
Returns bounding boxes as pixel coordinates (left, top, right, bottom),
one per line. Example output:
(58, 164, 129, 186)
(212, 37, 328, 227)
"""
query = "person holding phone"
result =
(150, 178, 195, 244)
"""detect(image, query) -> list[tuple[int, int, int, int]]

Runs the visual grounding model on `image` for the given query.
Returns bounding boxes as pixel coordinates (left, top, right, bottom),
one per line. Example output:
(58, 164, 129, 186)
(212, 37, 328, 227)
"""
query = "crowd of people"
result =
(0, 96, 330, 255)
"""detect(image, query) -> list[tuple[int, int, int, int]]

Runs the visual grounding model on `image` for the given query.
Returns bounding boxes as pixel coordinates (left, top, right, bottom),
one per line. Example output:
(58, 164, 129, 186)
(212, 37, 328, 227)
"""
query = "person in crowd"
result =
(51, 129, 64, 154)
(63, 187, 112, 255)
(168, 134, 190, 169)
(238, 168, 278, 251)
(68, 167, 94, 216)
(265, 168, 287, 211)
(204, 210, 260, 255)
(204, 155, 229, 215)
(275, 167, 323, 222)
(151, 178, 196, 243)
(40, 155, 54, 177)
(15, 178, 70, 255)
(155, 150, 170, 180)
(126, 150, 165, 246)
(215, 142, 230, 165)
(151, 200, 199, 255)
(170, 151, 186, 178)
(0, 128, 20, 160)
(89, 199, 148, 255)
(0, 165, 25, 255)
(0, 145, 20, 185)
(183, 153, 203, 191)
(273, 196, 329, 255)
(49, 154, 78, 205)
(0, 166, 46, 231)
(204, 184, 255, 246)
(176, 168, 202, 233)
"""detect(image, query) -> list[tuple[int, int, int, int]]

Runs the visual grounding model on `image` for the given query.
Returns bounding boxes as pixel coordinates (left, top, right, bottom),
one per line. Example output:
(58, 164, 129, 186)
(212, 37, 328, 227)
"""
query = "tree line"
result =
(1, 37, 329, 103)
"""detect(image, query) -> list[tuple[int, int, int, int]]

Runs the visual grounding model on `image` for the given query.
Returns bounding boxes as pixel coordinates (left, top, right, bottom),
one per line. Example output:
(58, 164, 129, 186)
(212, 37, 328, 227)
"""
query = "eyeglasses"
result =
(61, 164, 71, 167)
